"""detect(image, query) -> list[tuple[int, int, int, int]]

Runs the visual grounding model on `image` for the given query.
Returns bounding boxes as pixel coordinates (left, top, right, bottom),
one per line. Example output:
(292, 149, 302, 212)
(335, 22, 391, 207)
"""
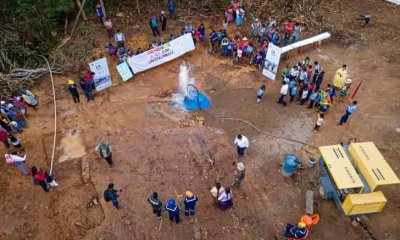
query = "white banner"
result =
(262, 43, 282, 80)
(280, 32, 331, 53)
(127, 33, 195, 74)
(116, 61, 133, 81)
(89, 57, 112, 91)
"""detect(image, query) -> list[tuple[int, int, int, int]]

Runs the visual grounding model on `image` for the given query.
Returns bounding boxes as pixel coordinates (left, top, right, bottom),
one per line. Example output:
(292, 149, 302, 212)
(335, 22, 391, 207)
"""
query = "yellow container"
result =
(349, 142, 400, 191)
(342, 191, 387, 216)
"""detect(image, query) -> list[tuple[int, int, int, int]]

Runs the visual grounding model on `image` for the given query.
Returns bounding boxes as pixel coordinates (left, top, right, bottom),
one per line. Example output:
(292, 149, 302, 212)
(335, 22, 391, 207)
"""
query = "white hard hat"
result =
(0, 101, 5, 105)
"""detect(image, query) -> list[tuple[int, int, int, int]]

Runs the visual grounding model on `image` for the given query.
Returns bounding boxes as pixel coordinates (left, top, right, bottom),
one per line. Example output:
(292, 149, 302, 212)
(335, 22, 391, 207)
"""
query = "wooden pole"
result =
(70, 0, 87, 36)
(76, 0, 87, 20)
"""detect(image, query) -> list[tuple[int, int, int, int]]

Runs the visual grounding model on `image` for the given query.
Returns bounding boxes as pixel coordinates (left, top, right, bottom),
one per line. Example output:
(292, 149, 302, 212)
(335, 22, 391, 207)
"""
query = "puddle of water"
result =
(58, 129, 87, 162)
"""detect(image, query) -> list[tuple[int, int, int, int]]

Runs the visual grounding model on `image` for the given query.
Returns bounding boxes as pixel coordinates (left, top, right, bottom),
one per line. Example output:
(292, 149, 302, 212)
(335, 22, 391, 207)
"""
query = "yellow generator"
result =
(318, 142, 399, 216)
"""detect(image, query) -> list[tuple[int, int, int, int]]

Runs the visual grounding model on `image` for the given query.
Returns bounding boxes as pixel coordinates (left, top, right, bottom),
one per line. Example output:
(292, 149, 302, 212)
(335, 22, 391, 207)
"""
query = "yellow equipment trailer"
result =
(318, 142, 399, 216)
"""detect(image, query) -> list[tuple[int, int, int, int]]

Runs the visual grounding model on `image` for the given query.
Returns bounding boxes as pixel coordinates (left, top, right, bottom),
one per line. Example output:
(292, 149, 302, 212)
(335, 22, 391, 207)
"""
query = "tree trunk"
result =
(136, 0, 141, 16)
(70, 0, 87, 36)
(76, 0, 87, 20)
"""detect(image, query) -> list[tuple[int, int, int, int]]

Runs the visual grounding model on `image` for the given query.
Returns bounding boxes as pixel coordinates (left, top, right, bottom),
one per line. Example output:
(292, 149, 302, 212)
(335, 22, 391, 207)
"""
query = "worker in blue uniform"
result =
(147, 192, 162, 219)
(183, 191, 198, 216)
(165, 199, 181, 223)
(284, 221, 308, 239)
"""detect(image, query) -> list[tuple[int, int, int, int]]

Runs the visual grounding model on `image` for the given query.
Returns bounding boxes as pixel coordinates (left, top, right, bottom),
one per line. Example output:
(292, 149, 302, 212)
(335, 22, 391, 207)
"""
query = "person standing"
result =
(149, 15, 160, 36)
(315, 71, 325, 91)
(277, 82, 289, 106)
(333, 64, 348, 90)
(314, 114, 324, 131)
(234, 134, 249, 157)
(218, 187, 233, 211)
(0, 129, 9, 149)
(9, 151, 29, 175)
(166, 0, 176, 20)
(198, 24, 206, 44)
(183, 191, 198, 217)
(339, 101, 357, 125)
(114, 30, 125, 48)
(232, 162, 245, 187)
(68, 80, 80, 104)
(256, 85, 266, 103)
(210, 182, 225, 205)
(165, 199, 181, 224)
(104, 183, 120, 209)
(104, 18, 114, 39)
(31, 167, 50, 192)
(148, 192, 163, 219)
(8, 134, 22, 148)
(308, 91, 319, 108)
(95, 142, 113, 167)
(291, 22, 301, 43)
(160, 11, 167, 32)
(95, 2, 104, 25)
(80, 78, 94, 102)
(312, 61, 321, 83)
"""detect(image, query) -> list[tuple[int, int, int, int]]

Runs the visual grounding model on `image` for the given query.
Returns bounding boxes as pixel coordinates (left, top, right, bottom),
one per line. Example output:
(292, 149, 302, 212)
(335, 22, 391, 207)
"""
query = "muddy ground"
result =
(0, 1, 399, 240)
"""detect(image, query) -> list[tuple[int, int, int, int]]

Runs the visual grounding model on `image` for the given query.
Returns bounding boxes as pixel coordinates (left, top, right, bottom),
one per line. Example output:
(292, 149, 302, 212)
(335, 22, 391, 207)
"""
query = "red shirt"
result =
(34, 172, 46, 182)
(285, 22, 294, 34)
(0, 130, 7, 142)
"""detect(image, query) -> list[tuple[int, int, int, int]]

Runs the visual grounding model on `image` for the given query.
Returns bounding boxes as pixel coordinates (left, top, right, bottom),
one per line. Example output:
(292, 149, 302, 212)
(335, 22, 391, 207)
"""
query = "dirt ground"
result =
(1, 1, 400, 239)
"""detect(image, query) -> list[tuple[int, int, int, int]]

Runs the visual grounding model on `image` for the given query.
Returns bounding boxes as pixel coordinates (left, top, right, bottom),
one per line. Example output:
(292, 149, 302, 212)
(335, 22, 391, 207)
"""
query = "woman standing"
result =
(218, 187, 233, 210)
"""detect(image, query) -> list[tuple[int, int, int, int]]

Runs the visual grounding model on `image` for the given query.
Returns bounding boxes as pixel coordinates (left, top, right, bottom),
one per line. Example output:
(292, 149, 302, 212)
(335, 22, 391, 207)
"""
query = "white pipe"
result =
(280, 32, 331, 53)
(38, 55, 57, 175)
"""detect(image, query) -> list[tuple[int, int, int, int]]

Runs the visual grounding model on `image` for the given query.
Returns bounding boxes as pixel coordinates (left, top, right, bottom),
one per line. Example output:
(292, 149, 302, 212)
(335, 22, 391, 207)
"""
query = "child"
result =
(237, 48, 243, 63)
(45, 171, 58, 188)
(308, 91, 319, 108)
(313, 114, 324, 131)
(106, 43, 116, 56)
(300, 86, 309, 105)
(289, 81, 297, 102)
(256, 85, 266, 103)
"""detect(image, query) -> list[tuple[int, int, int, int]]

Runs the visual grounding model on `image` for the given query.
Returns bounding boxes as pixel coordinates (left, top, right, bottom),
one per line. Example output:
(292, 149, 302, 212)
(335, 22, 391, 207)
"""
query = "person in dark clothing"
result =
(31, 166, 50, 192)
(165, 199, 181, 223)
(79, 78, 94, 101)
(166, 0, 176, 20)
(67, 80, 80, 103)
(148, 192, 163, 219)
(183, 191, 198, 216)
(149, 15, 160, 36)
(315, 71, 325, 91)
(104, 183, 120, 209)
(160, 11, 167, 31)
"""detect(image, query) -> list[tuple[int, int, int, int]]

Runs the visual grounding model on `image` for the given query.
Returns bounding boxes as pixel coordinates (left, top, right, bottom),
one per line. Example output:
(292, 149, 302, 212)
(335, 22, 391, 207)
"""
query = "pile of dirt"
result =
(179, 114, 205, 127)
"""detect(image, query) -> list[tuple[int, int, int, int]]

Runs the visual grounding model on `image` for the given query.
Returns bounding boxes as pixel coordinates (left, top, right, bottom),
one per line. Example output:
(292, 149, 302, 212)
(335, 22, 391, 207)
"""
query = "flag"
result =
(350, 80, 363, 101)
(319, 91, 332, 106)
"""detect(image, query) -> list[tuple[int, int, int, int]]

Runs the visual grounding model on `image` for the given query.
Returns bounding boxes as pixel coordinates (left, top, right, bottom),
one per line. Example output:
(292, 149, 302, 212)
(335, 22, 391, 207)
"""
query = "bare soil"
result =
(0, 1, 399, 240)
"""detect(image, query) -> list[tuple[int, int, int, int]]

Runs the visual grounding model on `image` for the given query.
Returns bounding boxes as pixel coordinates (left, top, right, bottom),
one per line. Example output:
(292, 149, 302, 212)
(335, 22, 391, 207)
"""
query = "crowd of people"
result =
(1, 88, 58, 192)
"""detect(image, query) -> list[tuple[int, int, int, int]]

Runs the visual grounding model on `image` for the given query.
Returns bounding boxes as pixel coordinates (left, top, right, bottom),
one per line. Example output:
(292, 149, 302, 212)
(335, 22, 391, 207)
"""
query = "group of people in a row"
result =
(0, 88, 39, 149)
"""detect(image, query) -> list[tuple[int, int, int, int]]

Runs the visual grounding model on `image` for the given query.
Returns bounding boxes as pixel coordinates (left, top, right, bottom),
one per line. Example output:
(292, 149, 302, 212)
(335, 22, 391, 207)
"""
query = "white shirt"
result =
(218, 191, 232, 202)
(237, 49, 243, 57)
(234, 135, 249, 148)
(280, 84, 289, 95)
(316, 116, 324, 126)
(210, 186, 225, 198)
(115, 32, 125, 42)
(10, 154, 26, 162)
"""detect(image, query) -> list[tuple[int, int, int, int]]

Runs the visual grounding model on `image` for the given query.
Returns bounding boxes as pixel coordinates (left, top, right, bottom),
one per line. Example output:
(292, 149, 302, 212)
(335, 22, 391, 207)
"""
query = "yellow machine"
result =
(318, 142, 399, 216)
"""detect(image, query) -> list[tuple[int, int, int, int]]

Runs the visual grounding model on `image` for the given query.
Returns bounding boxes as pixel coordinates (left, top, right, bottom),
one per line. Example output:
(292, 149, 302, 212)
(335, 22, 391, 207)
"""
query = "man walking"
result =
(67, 80, 80, 103)
(277, 82, 289, 106)
(183, 191, 198, 217)
(234, 134, 249, 157)
(148, 192, 162, 219)
(165, 199, 181, 223)
(160, 11, 167, 31)
(104, 183, 120, 209)
(339, 101, 357, 125)
(95, 142, 113, 167)
(149, 15, 160, 36)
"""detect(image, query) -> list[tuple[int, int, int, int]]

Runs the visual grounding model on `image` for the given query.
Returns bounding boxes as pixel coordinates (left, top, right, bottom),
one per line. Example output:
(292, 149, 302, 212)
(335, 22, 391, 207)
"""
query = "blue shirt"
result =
(184, 195, 198, 208)
(347, 105, 357, 114)
(165, 203, 180, 216)
(310, 92, 318, 101)
(167, 2, 176, 10)
(290, 86, 297, 95)
(257, 89, 265, 97)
